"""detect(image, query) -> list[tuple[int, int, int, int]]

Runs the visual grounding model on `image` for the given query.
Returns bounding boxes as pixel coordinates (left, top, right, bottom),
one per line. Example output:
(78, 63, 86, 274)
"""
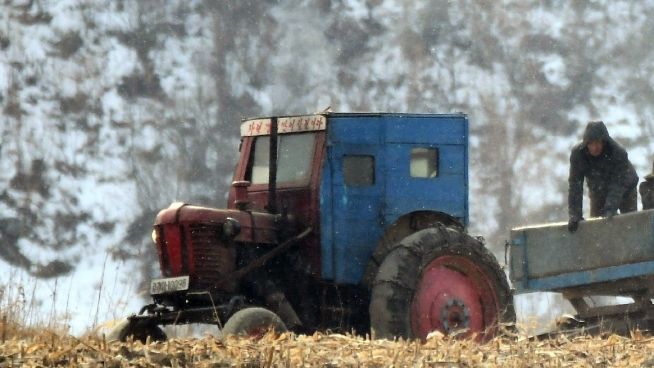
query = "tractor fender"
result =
(361, 210, 464, 290)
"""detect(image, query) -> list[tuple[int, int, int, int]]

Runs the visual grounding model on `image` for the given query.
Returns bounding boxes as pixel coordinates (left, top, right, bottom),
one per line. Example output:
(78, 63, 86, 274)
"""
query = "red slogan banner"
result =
(241, 115, 327, 136)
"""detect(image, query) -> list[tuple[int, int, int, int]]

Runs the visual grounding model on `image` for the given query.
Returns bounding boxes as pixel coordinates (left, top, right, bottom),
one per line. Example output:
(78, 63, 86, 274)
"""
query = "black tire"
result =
(369, 226, 515, 341)
(362, 213, 464, 289)
(222, 307, 288, 337)
(118, 319, 167, 343)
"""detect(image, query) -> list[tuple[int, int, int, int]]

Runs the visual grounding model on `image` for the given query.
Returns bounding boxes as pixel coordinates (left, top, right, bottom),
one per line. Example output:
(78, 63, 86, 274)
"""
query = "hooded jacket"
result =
(568, 121, 639, 219)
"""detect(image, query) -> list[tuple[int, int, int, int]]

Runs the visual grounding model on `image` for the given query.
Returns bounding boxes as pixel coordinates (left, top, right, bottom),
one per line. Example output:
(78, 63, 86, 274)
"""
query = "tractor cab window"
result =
(410, 147, 438, 178)
(344, 155, 375, 186)
(248, 133, 316, 185)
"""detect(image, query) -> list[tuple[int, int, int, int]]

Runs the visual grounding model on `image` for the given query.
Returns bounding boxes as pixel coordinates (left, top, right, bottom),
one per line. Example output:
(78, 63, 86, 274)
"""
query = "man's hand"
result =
(568, 216, 583, 232)
(603, 209, 618, 219)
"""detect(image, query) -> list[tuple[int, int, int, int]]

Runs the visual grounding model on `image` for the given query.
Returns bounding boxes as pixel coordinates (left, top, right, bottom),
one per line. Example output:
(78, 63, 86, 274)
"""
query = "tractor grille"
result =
(188, 224, 236, 292)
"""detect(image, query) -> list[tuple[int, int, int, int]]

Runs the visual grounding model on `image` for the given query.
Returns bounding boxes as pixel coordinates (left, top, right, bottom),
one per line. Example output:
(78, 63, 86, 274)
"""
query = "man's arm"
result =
(568, 150, 585, 221)
(604, 148, 638, 213)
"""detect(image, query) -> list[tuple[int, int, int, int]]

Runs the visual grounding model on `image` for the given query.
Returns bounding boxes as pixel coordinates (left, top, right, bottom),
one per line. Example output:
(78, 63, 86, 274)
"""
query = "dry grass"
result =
(1, 325, 654, 367)
(0, 278, 72, 340)
(1, 277, 652, 367)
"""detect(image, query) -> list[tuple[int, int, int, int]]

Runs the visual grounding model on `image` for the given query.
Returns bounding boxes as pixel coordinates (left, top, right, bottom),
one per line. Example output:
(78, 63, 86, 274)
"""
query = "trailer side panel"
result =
(510, 209, 654, 293)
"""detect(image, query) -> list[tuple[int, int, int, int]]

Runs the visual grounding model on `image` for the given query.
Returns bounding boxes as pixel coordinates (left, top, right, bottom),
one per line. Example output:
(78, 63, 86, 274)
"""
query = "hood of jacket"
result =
(582, 121, 610, 145)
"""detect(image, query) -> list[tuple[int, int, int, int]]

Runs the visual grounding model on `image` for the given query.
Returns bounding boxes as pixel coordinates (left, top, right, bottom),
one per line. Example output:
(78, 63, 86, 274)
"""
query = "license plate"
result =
(150, 276, 190, 295)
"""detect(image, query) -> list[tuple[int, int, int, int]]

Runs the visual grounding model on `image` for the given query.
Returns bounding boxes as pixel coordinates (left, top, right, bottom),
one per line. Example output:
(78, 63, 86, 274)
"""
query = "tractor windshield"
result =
(248, 132, 316, 185)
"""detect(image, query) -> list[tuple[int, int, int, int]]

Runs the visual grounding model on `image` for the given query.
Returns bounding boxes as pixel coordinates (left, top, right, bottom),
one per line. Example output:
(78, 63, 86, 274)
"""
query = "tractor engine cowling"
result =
(153, 221, 237, 293)
(152, 202, 279, 295)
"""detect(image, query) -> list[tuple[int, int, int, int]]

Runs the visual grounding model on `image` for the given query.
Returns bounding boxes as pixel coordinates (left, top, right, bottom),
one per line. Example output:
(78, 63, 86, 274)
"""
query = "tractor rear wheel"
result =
(370, 226, 514, 341)
(222, 307, 288, 338)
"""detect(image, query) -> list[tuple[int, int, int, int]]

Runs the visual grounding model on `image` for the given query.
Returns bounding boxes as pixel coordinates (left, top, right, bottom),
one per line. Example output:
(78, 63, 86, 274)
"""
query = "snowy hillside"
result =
(1, 0, 653, 333)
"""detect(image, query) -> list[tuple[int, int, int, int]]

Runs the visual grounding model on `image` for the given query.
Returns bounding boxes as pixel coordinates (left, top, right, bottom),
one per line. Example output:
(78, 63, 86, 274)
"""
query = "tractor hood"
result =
(154, 202, 278, 244)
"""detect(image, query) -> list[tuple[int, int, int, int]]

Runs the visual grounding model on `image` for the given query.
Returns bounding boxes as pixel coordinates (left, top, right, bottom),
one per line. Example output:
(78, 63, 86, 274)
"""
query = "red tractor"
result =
(118, 113, 514, 341)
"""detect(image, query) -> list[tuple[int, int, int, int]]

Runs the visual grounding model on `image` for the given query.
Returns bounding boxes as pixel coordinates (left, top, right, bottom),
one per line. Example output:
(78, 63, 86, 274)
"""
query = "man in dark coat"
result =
(568, 121, 639, 232)
(640, 160, 654, 210)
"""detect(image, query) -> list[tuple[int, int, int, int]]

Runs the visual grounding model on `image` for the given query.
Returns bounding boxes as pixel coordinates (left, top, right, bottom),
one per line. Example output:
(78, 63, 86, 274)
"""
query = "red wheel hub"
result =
(411, 255, 501, 341)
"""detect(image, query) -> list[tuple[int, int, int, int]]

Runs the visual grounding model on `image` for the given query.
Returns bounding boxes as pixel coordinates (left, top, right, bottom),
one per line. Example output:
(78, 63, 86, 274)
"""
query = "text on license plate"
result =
(150, 276, 190, 295)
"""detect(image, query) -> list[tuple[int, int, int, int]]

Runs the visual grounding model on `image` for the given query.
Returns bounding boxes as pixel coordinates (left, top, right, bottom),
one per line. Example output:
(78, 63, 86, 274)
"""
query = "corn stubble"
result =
(1, 323, 654, 368)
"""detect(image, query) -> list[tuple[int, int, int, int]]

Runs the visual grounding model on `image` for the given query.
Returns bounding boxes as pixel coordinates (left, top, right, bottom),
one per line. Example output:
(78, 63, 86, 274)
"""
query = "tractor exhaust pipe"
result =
(267, 117, 278, 214)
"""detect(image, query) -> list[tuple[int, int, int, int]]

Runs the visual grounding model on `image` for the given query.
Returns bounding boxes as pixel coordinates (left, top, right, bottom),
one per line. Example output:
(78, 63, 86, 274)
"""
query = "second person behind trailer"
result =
(640, 160, 654, 210)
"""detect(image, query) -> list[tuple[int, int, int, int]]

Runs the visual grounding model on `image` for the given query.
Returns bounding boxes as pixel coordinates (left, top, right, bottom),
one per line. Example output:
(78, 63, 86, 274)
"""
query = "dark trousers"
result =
(590, 187, 638, 217)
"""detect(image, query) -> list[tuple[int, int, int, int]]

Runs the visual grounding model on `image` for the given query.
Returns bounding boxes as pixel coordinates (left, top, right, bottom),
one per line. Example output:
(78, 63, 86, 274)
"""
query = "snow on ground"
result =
(0, 255, 143, 335)
(0, 167, 146, 334)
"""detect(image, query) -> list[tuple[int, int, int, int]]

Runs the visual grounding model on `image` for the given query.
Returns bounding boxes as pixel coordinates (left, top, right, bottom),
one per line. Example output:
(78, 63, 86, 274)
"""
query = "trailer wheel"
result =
(370, 226, 514, 341)
(118, 319, 167, 343)
(222, 307, 288, 338)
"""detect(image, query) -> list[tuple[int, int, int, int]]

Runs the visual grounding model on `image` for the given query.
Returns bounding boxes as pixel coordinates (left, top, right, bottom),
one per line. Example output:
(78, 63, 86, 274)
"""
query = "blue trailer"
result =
(510, 209, 654, 332)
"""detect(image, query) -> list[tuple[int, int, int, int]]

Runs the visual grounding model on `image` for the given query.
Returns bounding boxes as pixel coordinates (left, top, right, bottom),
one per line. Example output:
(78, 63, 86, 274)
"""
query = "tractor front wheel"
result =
(222, 307, 288, 338)
(370, 226, 514, 341)
(117, 319, 167, 343)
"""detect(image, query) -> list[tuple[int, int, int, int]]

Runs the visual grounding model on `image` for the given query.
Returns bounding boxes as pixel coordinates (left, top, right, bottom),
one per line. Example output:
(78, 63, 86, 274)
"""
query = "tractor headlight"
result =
(151, 228, 160, 245)
(223, 217, 241, 238)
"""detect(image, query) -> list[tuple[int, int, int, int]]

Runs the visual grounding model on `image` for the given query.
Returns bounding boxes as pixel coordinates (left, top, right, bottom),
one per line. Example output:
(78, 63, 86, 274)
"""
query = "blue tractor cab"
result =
(319, 113, 469, 284)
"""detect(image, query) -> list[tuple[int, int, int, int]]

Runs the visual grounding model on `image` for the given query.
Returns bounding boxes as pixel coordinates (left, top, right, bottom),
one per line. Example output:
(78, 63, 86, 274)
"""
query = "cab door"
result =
(321, 117, 385, 284)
